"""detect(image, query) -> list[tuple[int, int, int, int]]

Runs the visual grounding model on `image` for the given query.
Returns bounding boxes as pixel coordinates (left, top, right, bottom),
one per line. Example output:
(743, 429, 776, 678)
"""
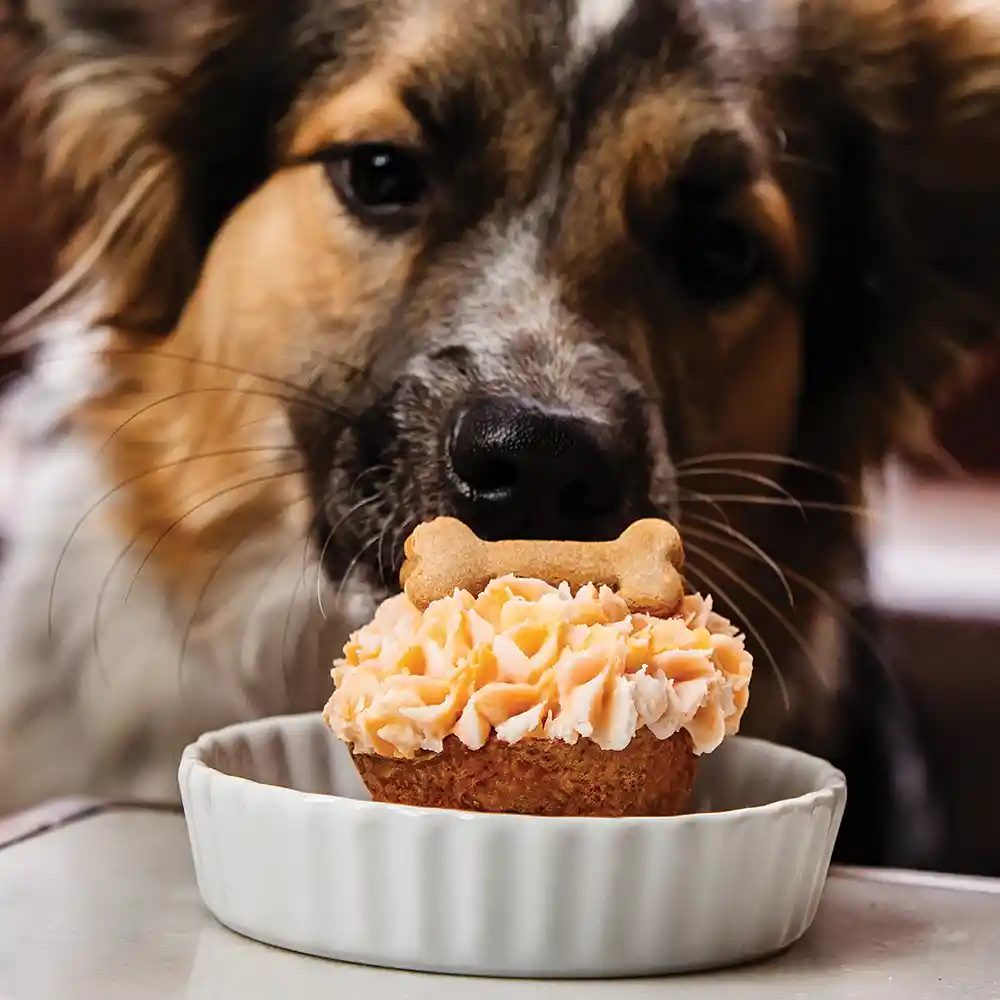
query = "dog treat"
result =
(400, 517, 685, 616)
(324, 518, 754, 818)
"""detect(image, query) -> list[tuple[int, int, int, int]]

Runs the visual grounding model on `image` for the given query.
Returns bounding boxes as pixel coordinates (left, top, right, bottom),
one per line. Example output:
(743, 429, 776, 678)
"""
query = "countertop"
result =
(2, 807, 1000, 999)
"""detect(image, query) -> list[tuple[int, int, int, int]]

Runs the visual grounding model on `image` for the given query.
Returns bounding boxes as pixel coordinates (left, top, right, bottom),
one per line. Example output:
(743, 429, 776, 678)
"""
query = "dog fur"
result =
(0, 0, 998, 864)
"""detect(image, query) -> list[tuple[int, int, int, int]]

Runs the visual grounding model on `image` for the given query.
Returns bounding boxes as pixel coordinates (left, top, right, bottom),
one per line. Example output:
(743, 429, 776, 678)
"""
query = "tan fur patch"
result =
(292, 76, 422, 159)
(84, 157, 418, 600)
(748, 178, 803, 284)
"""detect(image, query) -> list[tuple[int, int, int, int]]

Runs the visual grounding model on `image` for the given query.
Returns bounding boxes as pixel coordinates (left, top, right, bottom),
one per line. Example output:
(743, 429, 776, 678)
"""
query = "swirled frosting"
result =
(324, 577, 752, 759)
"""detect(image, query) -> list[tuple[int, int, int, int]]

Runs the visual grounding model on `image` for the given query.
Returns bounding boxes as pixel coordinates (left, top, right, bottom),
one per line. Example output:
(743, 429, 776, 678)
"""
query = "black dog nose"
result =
(446, 398, 625, 541)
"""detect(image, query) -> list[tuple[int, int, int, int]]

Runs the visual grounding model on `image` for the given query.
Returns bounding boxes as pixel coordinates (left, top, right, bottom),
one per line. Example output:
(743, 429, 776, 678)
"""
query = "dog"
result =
(0, 0, 997, 866)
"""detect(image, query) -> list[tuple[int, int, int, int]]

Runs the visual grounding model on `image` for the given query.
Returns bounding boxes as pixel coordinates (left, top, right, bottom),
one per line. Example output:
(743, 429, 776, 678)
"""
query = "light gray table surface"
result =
(1, 807, 1000, 1000)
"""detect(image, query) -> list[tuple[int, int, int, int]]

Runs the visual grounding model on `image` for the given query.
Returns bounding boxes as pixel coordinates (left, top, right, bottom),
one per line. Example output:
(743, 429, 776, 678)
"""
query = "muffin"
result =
(323, 573, 753, 817)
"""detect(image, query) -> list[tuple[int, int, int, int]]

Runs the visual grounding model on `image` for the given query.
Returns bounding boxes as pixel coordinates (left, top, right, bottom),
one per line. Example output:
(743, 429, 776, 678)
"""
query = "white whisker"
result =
(333, 532, 383, 618)
(682, 494, 870, 517)
(376, 515, 395, 585)
(687, 540, 834, 695)
(684, 562, 791, 712)
(676, 486, 733, 528)
(681, 517, 794, 606)
(675, 468, 805, 517)
(677, 451, 850, 484)
(779, 565, 881, 662)
(317, 496, 384, 620)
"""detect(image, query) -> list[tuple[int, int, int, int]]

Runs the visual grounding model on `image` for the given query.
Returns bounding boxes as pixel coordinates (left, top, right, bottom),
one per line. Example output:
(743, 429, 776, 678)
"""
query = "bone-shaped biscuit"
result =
(400, 517, 684, 616)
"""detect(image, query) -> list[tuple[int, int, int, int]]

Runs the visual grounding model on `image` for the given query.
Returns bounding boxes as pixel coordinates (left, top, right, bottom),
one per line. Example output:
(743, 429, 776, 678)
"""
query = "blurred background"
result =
(864, 384, 1000, 878)
(1, 30, 999, 877)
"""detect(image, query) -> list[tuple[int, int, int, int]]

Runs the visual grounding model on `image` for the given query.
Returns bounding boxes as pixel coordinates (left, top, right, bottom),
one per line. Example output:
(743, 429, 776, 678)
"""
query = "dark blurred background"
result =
(1, 33, 999, 876)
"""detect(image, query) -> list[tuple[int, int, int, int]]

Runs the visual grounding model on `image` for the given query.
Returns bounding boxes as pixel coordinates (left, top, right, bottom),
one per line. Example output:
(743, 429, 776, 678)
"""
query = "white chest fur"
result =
(0, 313, 347, 813)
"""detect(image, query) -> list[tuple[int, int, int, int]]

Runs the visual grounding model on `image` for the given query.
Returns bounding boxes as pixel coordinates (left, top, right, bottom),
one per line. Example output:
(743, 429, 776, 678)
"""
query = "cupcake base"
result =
(352, 728, 697, 817)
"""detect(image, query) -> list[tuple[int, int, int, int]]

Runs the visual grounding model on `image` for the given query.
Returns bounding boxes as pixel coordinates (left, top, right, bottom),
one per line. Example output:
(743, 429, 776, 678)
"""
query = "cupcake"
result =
(323, 522, 752, 817)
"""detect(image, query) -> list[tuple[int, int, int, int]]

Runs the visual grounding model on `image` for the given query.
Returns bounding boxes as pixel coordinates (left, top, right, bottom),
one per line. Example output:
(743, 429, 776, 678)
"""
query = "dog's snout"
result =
(445, 397, 625, 541)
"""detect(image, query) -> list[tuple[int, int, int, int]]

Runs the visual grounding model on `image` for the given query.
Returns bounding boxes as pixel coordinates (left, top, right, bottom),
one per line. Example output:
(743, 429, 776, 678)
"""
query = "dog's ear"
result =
(776, 0, 1000, 461)
(6, 1, 294, 336)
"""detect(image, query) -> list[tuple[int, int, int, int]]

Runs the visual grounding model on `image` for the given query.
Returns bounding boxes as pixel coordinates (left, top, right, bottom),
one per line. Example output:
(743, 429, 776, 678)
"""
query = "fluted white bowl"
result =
(179, 713, 846, 978)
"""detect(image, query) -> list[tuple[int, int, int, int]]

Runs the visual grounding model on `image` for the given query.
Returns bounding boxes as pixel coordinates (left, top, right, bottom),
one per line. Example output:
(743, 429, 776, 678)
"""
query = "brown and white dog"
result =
(0, 0, 997, 864)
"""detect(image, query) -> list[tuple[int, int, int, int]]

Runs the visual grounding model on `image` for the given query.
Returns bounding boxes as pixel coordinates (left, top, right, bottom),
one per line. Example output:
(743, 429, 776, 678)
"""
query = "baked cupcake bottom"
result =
(352, 728, 697, 817)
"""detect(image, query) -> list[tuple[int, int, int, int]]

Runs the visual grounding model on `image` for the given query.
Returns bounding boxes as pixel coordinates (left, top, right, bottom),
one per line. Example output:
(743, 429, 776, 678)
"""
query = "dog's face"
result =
(93, 0, 806, 601)
(259, 1, 804, 605)
(11, 0, 1000, 735)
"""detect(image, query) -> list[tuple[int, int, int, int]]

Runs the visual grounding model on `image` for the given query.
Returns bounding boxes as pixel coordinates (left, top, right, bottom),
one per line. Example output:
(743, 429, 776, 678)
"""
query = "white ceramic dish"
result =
(179, 713, 846, 978)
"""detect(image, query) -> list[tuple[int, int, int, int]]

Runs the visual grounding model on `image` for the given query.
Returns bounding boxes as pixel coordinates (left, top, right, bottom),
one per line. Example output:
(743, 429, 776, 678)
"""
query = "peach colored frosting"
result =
(323, 577, 753, 760)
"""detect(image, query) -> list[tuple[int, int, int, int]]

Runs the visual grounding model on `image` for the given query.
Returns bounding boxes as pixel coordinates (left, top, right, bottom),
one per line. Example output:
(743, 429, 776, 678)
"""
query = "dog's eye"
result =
(672, 217, 765, 303)
(324, 143, 428, 229)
